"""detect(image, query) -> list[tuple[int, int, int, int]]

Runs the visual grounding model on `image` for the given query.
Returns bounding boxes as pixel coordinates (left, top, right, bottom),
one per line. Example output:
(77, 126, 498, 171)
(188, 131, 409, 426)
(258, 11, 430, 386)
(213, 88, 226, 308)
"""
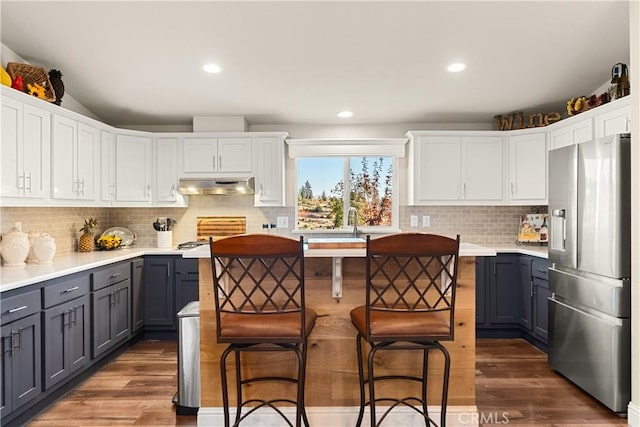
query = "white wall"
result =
(630, 1, 639, 424)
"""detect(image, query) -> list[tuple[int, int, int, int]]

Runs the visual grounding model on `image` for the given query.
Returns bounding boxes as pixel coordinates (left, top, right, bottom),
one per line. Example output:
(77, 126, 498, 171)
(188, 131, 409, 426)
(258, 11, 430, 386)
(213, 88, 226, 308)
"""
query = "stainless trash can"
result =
(173, 301, 200, 415)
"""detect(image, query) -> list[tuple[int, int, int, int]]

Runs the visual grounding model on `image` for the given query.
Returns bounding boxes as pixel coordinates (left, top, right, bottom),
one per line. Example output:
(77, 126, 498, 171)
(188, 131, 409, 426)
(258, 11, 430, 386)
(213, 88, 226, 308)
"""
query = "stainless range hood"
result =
(178, 177, 255, 196)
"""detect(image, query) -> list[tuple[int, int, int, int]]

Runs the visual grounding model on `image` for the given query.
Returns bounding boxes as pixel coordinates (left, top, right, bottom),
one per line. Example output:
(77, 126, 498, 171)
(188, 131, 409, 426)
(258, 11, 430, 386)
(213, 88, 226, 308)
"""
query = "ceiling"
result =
(0, 1, 631, 127)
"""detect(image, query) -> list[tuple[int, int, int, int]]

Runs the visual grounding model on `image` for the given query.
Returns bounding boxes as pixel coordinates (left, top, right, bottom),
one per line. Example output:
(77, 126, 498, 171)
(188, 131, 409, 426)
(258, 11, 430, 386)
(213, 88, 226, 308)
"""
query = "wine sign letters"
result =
(494, 111, 561, 131)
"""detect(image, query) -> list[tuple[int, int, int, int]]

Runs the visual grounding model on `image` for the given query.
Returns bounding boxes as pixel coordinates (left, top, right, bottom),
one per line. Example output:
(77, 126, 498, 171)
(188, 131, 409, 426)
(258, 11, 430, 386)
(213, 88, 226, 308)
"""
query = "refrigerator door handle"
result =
(550, 296, 624, 326)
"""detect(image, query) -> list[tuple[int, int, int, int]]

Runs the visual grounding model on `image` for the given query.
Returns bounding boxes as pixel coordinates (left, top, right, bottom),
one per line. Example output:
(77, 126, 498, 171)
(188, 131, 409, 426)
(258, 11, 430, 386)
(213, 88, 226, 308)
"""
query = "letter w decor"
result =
(494, 111, 561, 130)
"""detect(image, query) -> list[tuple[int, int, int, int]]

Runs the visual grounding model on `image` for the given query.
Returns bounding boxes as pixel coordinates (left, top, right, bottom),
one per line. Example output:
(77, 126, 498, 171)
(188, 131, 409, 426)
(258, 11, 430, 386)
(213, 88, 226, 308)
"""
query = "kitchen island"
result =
(184, 241, 495, 426)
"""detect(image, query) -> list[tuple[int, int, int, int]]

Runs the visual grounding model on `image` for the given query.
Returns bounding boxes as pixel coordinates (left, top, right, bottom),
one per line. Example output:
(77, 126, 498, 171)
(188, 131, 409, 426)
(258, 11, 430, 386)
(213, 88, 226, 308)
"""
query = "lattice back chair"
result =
(210, 234, 317, 427)
(350, 233, 461, 427)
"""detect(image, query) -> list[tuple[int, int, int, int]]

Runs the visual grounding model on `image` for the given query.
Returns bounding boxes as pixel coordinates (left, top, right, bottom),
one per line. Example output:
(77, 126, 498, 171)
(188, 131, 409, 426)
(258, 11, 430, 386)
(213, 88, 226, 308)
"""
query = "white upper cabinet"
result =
(115, 134, 152, 205)
(549, 117, 592, 150)
(51, 115, 99, 201)
(1, 97, 51, 200)
(154, 138, 185, 205)
(253, 136, 286, 207)
(595, 97, 631, 138)
(508, 131, 547, 204)
(100, 130, 115, 205)
(407, 133, 503, 205)
(181, 137, 252, 176)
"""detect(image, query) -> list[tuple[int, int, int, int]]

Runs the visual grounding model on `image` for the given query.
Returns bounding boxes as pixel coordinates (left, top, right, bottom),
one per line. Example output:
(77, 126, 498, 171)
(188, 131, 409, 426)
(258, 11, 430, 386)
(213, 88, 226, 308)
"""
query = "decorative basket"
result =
(6, 62, 56, 102)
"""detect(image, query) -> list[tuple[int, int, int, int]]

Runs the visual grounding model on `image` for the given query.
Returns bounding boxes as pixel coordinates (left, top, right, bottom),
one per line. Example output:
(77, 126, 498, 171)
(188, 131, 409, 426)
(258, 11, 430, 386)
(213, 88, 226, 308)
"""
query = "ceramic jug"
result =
(33, 233, 56, 264)
(0, 227, 30, 267)
(27, 230, 41, 263)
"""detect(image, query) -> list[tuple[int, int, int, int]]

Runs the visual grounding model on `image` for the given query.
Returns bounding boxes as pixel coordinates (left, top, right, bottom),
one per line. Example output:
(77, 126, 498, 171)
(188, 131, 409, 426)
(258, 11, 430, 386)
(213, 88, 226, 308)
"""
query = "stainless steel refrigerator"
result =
(548, 133, 631, 414)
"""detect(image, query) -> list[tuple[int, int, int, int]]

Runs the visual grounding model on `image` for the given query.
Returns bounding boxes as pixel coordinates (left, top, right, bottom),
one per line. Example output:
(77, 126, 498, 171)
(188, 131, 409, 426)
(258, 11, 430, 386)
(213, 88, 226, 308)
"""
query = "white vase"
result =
(33, 234, 56, 264)
(27, 230, 42, 263)
(0, 228, 30, 267)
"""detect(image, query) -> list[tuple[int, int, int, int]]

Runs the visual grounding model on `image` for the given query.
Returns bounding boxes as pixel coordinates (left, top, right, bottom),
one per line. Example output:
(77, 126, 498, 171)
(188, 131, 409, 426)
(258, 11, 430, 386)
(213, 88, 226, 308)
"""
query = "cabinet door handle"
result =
(492, 261, 496, 276)
(167, 262, 171, 277)
(511, 182, 515, 195)
(171, 184, 176, 198)
(25, 172, 32, 192)
(73, 179, 78, 195)
(3, 335, 12, 354)
(12, 330, 21, 354)
(17, 173, 25, 190)
(72, 307, 78, 325)
(260, 184, 264, 197)
(7, 305, 27, 314)
(463, 182, 467, 198)
(64, 286, 80, 293)
(530, 280, 534, 297)
(110, 183, 115, 196)
(81, 179, 86, 195)
(110, 291, 117, 306)
(63, 310, 71, 327)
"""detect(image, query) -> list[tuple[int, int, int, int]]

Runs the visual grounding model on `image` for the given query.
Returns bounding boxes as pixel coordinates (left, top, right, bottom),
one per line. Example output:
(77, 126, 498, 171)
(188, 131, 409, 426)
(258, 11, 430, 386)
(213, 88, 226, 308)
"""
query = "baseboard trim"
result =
(629, 401, 640, 427)
(198, 405, 480, 426)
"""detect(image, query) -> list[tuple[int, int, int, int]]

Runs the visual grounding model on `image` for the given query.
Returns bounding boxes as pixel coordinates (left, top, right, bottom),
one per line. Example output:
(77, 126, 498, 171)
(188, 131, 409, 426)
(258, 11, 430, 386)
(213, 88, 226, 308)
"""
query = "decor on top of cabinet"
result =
(609, 63, 630, 100)
(516, 213, 548, 245)
(78, 217, 98, 252)
(48, 69, 65, 105)
(0, 227, 30, 266)
(567, 92, 610, 116)
(5, 62, 56, 102)
(0, 65, 11, 86)
(494, 111, 561, 131)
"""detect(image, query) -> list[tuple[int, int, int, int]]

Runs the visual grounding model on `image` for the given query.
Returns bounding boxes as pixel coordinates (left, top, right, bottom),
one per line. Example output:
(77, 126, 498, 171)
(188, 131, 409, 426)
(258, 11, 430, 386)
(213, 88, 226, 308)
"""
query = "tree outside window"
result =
(297, 157, 393, 230)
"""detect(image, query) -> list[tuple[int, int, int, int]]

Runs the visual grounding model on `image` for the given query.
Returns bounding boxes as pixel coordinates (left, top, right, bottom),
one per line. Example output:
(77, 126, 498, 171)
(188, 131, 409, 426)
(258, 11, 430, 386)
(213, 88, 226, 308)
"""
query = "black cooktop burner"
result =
(177, 241, 207, 250)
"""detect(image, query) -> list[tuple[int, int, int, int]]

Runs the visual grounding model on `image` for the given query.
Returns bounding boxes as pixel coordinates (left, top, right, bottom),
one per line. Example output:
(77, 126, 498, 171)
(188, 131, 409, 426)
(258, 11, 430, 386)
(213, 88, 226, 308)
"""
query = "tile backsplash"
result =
(0, 200, 545, 258)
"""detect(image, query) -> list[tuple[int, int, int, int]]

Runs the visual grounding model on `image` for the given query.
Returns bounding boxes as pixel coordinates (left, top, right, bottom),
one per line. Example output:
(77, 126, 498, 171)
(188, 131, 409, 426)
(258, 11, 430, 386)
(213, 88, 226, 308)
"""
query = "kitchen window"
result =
(296, 156, 397, 231)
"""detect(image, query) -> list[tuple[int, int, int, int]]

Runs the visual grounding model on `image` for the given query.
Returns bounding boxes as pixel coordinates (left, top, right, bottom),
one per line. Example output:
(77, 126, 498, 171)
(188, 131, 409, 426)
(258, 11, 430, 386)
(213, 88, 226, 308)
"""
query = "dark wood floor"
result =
(28, 339, 627, 426)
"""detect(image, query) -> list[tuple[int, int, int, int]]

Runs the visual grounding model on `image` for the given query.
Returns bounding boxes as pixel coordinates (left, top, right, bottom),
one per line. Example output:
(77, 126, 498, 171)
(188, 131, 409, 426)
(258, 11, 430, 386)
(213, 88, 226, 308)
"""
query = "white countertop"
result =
(0, 247, 185, 293)
(1, 242, 548, 293)
(182, 241, 500, 258)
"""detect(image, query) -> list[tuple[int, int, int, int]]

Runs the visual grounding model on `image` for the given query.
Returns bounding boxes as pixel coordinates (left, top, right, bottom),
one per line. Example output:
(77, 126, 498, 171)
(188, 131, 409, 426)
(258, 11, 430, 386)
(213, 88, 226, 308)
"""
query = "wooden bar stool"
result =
(350, 233, 460, 427)
(210, 234, 317, 427)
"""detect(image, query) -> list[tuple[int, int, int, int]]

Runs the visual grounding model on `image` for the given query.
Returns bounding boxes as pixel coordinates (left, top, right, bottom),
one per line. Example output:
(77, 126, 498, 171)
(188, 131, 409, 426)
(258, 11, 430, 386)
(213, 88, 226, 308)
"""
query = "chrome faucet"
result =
(347, 207, 358, 237)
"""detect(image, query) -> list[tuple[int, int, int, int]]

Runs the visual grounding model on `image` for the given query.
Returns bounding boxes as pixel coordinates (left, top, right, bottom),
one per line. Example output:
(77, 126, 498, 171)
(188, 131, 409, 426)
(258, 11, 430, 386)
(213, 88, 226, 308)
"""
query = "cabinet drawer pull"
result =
(535, 269, 547, 274)
(109, 273, 121, 279)
(64, 286, 80, 293)
(7, 305, 27, 314)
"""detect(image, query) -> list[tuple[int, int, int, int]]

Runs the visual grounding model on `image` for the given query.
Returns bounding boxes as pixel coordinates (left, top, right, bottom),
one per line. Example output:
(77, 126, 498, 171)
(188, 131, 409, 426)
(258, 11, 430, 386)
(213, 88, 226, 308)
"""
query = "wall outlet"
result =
(410, 215, 418, 227)
(422, 215, 431, 227)
(276, 216, 289, 229)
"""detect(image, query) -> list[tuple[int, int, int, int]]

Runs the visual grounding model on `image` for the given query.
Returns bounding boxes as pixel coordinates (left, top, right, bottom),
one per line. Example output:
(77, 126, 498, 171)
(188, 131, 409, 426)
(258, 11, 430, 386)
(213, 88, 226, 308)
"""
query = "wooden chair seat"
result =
(219, 310, 318, 343)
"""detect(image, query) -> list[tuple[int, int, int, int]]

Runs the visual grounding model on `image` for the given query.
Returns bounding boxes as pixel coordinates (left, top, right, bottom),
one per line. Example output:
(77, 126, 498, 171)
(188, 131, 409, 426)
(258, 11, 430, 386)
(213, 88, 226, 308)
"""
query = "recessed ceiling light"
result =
(203, 63, 222, 74)
(337, 111, 353, 118)
(447, 63, 466, 73)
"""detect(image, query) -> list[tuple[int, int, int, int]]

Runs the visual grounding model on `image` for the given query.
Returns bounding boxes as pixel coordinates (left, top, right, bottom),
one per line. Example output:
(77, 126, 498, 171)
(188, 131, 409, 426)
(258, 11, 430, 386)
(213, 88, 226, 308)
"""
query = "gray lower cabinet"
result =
(43, 295, 91, 390)
(131, 259, 145, 333)
(91, 263, 131, 359)
(143, 257, 175, 328)
(42, 272, 91, 390)
(1, 312, 42, 419)
(488, 254, 520, 325)
(518, 256, 534, 331)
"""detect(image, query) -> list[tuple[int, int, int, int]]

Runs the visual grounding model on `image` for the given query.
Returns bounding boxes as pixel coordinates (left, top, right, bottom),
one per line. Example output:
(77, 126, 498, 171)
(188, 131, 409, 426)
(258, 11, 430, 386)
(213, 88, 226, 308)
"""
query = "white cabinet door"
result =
(22, 105, 51, 199)
(100, 130, 115, 204)
(595, 104, 631, 137)
(76, 123, 99, 200)
(549, 118, 593, 150)
(414, 136, 461, 202)
(51, 115, 78, 200)
(1, 97, 23, 197)
(461, 136, 503, 201)
(155, 138, 179, 203)
(115, 134, 152, 203)
(508, 132, 547, 204)
(253, 137, 285, 206)
(182, 138, 218, 173)
(218, 138, 252, 172)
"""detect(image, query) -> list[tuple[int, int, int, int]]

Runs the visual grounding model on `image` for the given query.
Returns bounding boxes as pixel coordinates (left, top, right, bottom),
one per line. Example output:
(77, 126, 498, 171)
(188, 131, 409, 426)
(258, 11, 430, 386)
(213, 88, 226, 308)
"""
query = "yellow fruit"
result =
(0, 66, 11, 87)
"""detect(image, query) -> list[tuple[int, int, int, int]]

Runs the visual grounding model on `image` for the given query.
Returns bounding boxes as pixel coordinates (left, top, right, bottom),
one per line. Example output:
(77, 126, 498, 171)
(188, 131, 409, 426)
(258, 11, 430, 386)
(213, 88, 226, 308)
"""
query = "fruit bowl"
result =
(95, 235, 122, 250)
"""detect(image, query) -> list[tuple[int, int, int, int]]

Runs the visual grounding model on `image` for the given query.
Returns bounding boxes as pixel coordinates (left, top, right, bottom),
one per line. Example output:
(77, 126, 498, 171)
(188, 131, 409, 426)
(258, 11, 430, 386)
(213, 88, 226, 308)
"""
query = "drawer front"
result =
(175, 258, 198, 274)
(532, 258, 550, 281)
(92, 262, 131, 291)
(1, 290, 41, 324)
(43, 274, 91, 308)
